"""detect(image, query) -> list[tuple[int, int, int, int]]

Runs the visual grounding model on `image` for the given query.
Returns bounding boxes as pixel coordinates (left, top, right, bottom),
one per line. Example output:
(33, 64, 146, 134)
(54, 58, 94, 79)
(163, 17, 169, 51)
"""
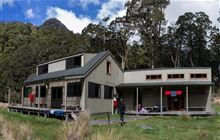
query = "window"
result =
(66, 56, 81, 69)
(88, 82, 101, 98)
(168, 74, 184, 79)
(23, 87, 32, 97)
(190, 73, 207, 78)
(146, 75, 161, 80)
(38, 64, 48, 75)
(104, 85, 113, 99)
(67, 82, 82, 97)
(51, 87, 63, 99)
(36, 86, 47, 97)
(106, 61, 111, 75)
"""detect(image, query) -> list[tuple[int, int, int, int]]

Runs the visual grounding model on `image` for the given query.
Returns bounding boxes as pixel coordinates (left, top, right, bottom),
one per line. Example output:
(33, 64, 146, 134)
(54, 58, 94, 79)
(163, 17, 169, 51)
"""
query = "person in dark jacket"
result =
(118, 98, 126, 126)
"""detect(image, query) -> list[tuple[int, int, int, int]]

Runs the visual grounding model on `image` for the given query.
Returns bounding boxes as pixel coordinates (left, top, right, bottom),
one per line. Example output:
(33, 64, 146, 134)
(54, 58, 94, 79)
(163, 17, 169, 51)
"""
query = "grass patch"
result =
(91, 113, 128, 120)
(91, 116, 220, 140)
(212, 104, 220, 112)
(0, 107, 220, 140)
(0, 109, 62, 140)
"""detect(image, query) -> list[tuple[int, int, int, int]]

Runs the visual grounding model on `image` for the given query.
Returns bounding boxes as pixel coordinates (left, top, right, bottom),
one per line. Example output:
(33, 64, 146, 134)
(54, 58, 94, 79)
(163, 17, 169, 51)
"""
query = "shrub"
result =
(179, 112, 190, 120)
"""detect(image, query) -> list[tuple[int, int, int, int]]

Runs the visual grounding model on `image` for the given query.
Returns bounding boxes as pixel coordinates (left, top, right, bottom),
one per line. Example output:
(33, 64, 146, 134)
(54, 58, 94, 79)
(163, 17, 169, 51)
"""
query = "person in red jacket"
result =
(28, 92, 35, 107)
(113, 97, 118, 114)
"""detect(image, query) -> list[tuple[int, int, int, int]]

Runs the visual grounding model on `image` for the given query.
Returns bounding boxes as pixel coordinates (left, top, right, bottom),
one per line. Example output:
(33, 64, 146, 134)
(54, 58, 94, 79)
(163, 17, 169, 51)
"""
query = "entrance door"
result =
(51, 87, 63, 109)
(167, 95, 184, 110)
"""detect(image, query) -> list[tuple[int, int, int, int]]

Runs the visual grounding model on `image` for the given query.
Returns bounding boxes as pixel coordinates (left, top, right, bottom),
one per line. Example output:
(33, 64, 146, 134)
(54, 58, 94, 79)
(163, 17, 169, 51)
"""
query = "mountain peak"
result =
(41, 18, 68, 30)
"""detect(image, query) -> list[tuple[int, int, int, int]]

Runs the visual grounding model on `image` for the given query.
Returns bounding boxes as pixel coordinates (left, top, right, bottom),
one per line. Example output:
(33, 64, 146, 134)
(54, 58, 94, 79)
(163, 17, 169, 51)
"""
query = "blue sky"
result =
(0, 0, 219, 33)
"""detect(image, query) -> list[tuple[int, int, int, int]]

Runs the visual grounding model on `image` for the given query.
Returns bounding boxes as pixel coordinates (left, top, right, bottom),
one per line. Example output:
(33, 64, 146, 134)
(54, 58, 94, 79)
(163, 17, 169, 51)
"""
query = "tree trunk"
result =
(189, 54, 194, 67)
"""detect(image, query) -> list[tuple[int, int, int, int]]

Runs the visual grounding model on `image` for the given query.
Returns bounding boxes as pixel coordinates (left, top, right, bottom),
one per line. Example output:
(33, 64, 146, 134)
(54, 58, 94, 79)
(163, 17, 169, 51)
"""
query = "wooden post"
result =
(64, 81, 67, 111)
(186, 86, 189, 112)
(112, 98, 114, 115)
(206, 85, 212, 111)
(21, 86, 24, 106)
(65, 114, 69, 121)
(136, 87, 139, 115)
(160, 86, 163, 114)
(38, 85, 40, 109)
(112, 87, 116, 115)
(8, 87, 11, 105)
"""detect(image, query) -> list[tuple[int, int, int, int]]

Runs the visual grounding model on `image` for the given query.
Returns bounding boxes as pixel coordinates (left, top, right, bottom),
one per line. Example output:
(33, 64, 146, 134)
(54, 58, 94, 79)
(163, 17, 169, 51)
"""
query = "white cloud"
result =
(45, 0, 219, 34)
(25, 8, 35, 19)
(0, 0, 14, 10)
(165, 0, 220, 27)
(68, 0, 100, 9)
(46, 7, 95, 33)
(96, 0, 128, 22)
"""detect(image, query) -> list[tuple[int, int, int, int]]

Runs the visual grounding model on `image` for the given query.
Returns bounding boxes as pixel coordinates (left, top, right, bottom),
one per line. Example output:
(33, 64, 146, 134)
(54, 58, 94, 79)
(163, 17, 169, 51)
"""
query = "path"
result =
(90, 115, 148, 125)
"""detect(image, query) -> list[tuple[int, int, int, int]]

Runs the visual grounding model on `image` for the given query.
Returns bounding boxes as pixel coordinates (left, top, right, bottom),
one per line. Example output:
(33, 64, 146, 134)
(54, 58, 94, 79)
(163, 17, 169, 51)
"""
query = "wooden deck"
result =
(125, 110, 216, 116)
(8, 105, 79, 120)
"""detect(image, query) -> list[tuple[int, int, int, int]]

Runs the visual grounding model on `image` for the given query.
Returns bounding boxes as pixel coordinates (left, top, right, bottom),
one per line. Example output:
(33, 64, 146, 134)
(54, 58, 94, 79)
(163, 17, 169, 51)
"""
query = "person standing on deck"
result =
(28, 92, 35, 107)
(118, 98, 126, 126)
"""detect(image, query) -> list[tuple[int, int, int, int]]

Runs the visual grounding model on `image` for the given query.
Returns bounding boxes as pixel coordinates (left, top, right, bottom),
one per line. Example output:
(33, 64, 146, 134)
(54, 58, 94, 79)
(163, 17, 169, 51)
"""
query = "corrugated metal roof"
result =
(24, 51, 109, 84)
(125, 67, 211, 72)
(116, 81, 213, 88)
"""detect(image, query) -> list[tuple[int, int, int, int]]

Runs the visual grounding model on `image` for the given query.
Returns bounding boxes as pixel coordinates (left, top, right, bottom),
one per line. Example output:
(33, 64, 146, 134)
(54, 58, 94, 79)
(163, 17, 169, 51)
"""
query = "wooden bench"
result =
(188, 106, 205, 111)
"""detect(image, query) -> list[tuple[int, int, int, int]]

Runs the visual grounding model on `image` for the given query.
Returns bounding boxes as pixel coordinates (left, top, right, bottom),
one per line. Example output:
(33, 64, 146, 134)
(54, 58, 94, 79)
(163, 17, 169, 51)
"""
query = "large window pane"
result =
(38, 64, 48, 75)
(88, 82, 101, 98)
(36, 86, 47, 97)
(66, 56, 81, 69)
(104, 85, 113, 99)
(67, 82, 82, 97)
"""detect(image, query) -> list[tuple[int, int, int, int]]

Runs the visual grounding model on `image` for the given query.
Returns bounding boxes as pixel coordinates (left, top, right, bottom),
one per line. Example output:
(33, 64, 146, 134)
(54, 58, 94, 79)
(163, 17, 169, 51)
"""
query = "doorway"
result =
(51, 87, 63, 109)
(167, 95, 184, 110)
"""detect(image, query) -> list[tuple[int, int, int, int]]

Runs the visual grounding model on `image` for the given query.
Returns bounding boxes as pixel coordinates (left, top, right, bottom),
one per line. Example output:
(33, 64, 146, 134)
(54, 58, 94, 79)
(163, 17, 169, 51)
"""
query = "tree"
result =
(125, 0, 170, 68)
(175, 12, 212, 67)
(209, 27, 220, 81)
(163, 24, 183, 67)
(109, 17, 132, 69)
(0, 18, 86, 102)
(82, 23, 111, 53)
(82, 18, 131, 69)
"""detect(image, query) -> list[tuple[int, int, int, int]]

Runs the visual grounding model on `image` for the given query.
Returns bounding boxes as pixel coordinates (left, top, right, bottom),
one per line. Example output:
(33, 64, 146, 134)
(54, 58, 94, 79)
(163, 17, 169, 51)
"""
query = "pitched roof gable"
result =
(24, 51, 111, 84)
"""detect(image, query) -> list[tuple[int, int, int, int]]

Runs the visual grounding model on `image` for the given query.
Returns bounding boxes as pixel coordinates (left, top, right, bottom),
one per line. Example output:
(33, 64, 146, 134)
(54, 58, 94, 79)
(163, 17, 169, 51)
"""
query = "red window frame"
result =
(167, 74, 184, 79)
(145, 74, 162, 80)
(190, 73, 207, 79)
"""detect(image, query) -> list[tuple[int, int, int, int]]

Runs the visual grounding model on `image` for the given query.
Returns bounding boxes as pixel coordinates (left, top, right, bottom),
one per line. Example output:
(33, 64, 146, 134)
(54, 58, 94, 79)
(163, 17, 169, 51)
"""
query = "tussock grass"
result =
(0, 106, 220, 140)
(179, 112, 190, 120)
(0, 114, 33, 140)
(60, 111, 91, 140)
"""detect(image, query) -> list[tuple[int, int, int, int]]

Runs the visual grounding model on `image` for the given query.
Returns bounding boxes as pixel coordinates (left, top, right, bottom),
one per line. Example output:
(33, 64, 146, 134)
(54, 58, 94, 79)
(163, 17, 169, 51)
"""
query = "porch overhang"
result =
(116, 81, 213, 88)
